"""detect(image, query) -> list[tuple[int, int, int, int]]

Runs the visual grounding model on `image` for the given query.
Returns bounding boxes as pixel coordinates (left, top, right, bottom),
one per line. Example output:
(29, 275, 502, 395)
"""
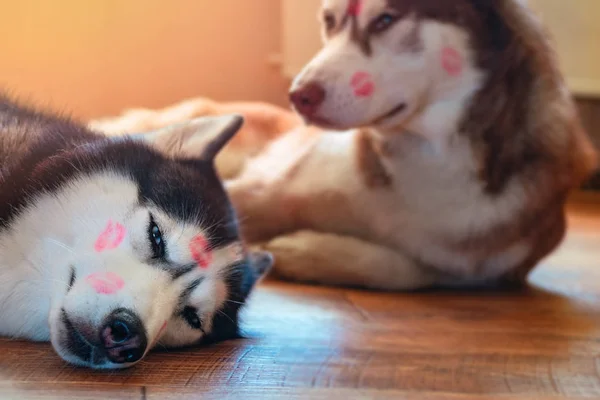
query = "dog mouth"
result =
(303, 114, 339, 129)
(304, 102, 407, 130)
(60, 309, 106, 366)
(372, 103, 407, 124)
(56, 307, 150, 369)
(54, 267, 107, 366)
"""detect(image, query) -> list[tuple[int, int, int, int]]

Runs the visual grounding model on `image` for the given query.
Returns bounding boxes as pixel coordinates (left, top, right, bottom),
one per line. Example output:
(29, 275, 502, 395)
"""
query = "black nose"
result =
(100, 309, 148, 364)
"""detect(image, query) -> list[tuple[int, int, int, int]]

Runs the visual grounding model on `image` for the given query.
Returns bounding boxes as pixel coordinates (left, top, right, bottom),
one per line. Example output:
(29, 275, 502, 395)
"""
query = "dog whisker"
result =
(1, 96, 262, 370)
(44, 238, 76, 255)
(216, 309, 236, 325)
(225, 299, 245, 306)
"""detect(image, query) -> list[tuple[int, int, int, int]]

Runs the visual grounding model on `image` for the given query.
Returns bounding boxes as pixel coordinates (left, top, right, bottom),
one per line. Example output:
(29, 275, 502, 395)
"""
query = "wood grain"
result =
(1, 196, 600, 400)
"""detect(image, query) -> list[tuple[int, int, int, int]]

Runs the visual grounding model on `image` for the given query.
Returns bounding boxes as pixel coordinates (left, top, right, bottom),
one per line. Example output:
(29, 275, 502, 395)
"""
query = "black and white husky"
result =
(0, 95, 272, 369)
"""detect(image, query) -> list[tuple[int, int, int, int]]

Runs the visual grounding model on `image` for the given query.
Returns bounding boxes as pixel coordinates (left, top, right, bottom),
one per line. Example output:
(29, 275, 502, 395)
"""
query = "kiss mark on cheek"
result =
(189, 235, 213, 269)
(86, 272, 124, 295)
(441, 47, 463, 77)
(347, 0, 362, 17)
(351, 71, 375, 98)
(94, 220, 126, 252)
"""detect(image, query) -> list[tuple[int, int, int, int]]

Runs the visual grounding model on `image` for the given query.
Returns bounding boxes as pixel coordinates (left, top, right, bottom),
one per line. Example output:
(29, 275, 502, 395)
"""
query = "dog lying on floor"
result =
(93, 0, 597, 290)
(0, 95, 272, 369)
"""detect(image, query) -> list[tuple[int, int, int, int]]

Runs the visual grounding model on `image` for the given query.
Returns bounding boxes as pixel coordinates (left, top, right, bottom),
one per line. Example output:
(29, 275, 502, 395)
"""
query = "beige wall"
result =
(0, 0, 290, 120)
(528, 0, 600, 98)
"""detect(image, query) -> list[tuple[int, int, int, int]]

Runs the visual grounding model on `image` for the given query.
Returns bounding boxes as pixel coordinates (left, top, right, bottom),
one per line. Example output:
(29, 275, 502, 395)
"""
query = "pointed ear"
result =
(238, 250, 273, 300)
(133, 114, 244, 162)
(248, 250, 274, 279)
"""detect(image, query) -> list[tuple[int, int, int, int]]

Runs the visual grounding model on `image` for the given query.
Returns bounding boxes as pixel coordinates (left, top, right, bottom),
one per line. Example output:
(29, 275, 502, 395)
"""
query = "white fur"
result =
(228, 0, 545, 289)
(0, 172, 245, 368)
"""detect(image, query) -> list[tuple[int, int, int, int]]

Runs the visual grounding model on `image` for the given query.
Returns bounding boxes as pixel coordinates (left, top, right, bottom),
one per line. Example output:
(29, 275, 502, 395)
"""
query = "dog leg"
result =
(226, 178, 297, 243)
(261, 230, 439, 291)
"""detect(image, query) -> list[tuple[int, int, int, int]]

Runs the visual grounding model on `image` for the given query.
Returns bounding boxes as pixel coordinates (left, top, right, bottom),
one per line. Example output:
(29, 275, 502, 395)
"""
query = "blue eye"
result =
(370, 13, 397, 33)
(148, 214, 166, 259)
(152, 225, 161, 245)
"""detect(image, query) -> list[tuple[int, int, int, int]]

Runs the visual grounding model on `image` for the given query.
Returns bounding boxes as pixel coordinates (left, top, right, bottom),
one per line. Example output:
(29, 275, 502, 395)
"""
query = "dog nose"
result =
(101, 308, 147, 364)
(289, 82, 326, 116)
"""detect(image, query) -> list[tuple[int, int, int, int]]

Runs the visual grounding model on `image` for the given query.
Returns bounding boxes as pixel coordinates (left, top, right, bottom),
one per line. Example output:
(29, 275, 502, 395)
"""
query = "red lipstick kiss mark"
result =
(86, 272, 125, 295)
(351, 71, 375, 97)
(94, 220, 126, 252)
(189, 235, 213, 269)
(441, 47, 463, 77)
(347, 0, 362, 17)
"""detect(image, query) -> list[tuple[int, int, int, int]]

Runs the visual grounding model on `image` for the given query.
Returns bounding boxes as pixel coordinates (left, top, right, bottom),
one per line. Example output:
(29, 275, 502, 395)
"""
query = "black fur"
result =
(0, 95, 258, 343)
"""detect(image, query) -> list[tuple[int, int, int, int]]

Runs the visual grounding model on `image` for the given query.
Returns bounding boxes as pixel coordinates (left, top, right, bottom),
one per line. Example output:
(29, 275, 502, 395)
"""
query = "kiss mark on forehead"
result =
(189, 235, 213, 269)
(347, 0, 362, 16)
(441, 47, 463, 77)
(94, 220, 126, 252)
(86, 272, 124, 295)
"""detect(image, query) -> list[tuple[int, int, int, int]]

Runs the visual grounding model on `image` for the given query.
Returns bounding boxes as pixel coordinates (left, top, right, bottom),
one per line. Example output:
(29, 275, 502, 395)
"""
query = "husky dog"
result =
(89, 0, 597, 291)
(223, 0, 598, 289)
(0, 95, 272, 369)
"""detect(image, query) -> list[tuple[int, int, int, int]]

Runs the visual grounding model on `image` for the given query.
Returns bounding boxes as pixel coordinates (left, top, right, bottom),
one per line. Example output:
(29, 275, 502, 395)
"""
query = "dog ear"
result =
(248, 250, 274, 279)
(238, 250, 274, 299)
(131, 114, 244, 162)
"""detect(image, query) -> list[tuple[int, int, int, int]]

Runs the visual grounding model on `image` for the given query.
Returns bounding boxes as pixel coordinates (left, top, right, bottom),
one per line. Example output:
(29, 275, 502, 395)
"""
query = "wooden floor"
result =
(1, 196, 599, 400)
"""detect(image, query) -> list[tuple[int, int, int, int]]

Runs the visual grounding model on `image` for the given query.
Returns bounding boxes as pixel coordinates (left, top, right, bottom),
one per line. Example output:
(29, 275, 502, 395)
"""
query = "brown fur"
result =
(355, 129, 392, 188)
(320, 0, 597, 282)
(89, 0, 597, 288)
(367, 0, 598, 194)
(440, 0, 595, 280)
(90, 97, 301, 179)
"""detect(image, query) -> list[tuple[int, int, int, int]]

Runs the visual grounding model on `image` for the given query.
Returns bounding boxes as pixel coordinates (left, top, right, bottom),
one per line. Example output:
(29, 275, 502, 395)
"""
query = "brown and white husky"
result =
(93, 0, 597, 290)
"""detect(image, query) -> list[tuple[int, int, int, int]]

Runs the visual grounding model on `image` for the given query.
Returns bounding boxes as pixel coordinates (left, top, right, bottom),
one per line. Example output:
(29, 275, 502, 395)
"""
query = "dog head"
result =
(289, 0, 505, 132)
(36, 116, 273, 369)
(288, 0, 598, 192)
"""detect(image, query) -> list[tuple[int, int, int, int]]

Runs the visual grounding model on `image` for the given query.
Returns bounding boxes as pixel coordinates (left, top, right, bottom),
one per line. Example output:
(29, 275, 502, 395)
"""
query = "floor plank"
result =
(1, 198, 600, 399)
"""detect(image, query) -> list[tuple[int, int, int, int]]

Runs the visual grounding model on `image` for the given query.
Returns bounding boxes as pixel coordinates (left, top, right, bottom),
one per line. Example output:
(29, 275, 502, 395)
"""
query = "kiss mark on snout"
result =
(86, 272, 125, 295)
(189, 235, 213, 269)
(347, 0, 362, 17)
(94, 220, 126, 252)
(351, 71, 375, 98)
(441, 47, 463, 77)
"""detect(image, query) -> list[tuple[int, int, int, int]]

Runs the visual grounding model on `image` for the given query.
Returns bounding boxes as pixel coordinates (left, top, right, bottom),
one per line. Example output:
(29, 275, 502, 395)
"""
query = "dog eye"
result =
(323, 12, 336, 31)
(181, 306, 202, 330)
(148, 214, 166, 259)
(369, 13, 398, 34)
